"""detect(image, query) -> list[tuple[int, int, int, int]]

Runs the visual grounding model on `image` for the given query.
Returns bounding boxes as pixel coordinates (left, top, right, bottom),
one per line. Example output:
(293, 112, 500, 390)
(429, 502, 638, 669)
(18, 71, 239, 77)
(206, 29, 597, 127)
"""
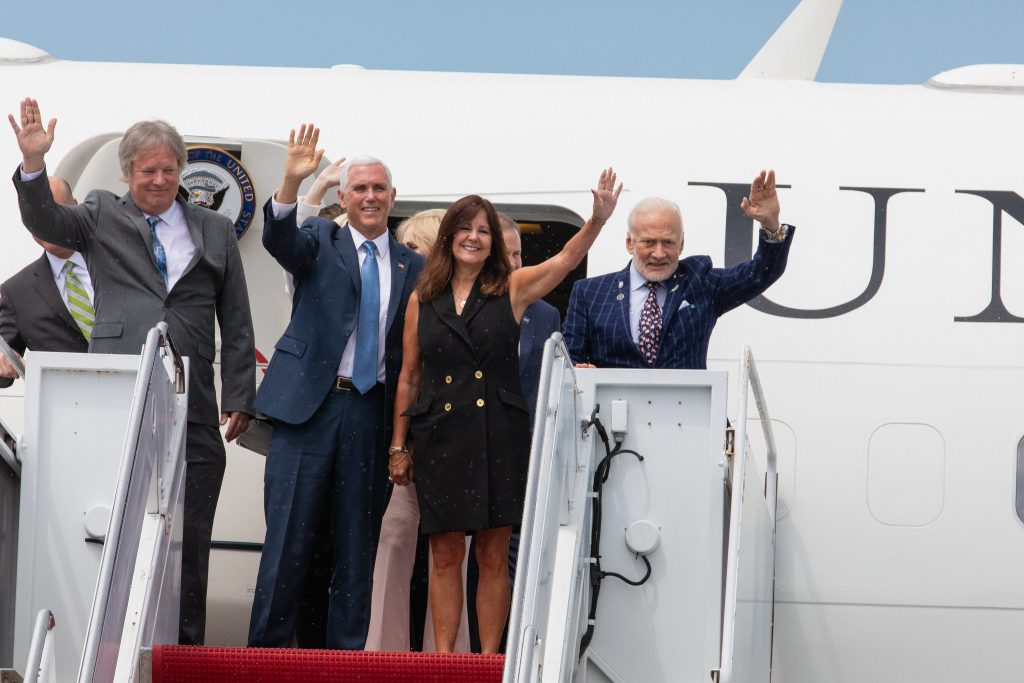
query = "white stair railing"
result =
(77, 323, 188, 683)
(718, 346, 779, 683)
(22, 610, 56, 683)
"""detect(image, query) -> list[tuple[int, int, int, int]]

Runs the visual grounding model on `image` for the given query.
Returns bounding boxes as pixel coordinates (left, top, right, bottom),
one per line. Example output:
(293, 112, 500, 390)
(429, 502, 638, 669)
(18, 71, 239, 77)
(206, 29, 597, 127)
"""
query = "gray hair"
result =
(627, 197, 683, 236)
(497, 212, 520, 235)
(118, 120, 187, 176)
(338, 155, 393, 190)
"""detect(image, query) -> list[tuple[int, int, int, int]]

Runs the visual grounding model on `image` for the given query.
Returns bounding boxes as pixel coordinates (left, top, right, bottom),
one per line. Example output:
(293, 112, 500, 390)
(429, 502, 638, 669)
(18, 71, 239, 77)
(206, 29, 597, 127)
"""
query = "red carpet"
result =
(151, 646, 505, 682)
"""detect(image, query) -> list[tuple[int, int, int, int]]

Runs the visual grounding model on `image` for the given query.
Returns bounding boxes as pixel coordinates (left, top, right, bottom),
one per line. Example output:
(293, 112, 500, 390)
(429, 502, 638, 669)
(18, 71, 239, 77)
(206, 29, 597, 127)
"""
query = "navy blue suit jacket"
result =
(518, 299, 561, 427)
(255, 200, 423, 426)
(563, 228, 794, 369)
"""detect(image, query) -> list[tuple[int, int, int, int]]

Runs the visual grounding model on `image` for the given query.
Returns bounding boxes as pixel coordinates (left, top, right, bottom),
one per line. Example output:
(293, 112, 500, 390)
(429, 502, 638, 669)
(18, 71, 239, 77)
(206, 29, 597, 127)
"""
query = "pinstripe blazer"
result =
(563, 228, 794, 369)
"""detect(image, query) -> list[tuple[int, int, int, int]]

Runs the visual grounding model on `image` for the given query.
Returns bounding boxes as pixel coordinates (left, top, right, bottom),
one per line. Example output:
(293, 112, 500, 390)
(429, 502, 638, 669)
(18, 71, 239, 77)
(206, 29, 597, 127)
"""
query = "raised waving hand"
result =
(740, 169, 781, 233)
(8, 98, 56, 173)
(590, 167, 623, 226)
(277, 123, 324, 204)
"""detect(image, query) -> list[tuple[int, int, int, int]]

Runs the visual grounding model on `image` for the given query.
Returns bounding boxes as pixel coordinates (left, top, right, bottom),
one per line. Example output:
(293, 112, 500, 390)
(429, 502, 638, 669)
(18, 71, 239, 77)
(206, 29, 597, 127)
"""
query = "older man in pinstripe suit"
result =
(563, 169, 794, 370)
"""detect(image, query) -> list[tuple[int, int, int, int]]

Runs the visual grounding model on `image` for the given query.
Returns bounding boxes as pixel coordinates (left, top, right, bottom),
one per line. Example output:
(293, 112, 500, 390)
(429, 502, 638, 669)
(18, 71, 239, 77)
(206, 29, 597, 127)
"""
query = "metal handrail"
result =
(77, 322, 184, 683)
(504, 332, 562, 682)
(23, 609, 55, 683)
(719, 345, 778, 683)
(0, 432, 19, 476)
(0, 334, 25, 380)
(738, 345, 778, 522)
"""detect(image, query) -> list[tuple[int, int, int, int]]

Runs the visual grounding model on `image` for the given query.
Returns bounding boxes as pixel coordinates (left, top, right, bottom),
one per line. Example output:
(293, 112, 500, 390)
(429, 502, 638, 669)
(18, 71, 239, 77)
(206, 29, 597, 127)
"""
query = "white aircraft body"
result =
(1, 0, 1024, 679)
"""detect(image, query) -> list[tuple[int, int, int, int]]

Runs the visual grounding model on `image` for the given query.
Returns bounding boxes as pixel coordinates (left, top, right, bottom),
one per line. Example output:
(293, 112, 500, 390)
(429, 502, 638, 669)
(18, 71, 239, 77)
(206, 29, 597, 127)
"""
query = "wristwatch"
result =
(759, 223, 788, 241)
(388, 445, 408, 456)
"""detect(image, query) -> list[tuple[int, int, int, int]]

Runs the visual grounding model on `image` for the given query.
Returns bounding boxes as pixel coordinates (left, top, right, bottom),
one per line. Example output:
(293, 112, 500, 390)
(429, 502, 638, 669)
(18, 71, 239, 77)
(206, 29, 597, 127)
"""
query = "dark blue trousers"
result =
(248, 383, 387, 649)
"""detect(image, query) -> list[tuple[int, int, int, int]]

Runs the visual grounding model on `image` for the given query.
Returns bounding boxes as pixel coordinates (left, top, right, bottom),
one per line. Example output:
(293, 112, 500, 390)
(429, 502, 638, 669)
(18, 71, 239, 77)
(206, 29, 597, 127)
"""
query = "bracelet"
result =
(388, 444, 408, 455)
(388, 453, 410, 466)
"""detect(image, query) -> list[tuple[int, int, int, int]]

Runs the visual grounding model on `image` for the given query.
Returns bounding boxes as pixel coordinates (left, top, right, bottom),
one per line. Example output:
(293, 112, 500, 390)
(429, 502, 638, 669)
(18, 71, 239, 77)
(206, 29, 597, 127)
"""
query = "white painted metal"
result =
(12, 353, 139, 679)
(78, 324, 187, 683)
(573, 369, 729, 683)
(505, 334, 582, 683)
(738, 0, 843, 80)
(506, 339, 734, 683)
(22, 610, 55, 683)
(719, 347, 779, 683)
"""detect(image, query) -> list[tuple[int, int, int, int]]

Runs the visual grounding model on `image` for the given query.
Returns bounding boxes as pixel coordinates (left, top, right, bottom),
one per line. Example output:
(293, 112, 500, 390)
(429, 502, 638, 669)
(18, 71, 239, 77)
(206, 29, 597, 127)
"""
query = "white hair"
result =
(627, 197, 683, 236)
(338, 155, 393, 190)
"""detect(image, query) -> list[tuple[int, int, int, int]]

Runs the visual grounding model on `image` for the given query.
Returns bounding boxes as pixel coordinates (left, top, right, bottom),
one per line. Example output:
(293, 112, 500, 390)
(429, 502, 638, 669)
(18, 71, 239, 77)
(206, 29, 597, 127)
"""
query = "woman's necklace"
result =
(453, 287, 471, 313)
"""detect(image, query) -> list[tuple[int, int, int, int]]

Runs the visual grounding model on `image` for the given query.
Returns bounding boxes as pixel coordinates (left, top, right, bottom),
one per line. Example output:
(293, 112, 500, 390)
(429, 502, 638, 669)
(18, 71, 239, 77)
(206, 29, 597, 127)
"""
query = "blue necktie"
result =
(352, 241, 380, 394)
(146, 216, 169, 285)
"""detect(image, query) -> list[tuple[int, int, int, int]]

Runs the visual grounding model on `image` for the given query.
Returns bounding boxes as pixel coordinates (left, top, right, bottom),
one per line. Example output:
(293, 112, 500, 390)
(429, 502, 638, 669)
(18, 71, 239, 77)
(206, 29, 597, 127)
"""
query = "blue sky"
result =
(3, 0, 1023, 84)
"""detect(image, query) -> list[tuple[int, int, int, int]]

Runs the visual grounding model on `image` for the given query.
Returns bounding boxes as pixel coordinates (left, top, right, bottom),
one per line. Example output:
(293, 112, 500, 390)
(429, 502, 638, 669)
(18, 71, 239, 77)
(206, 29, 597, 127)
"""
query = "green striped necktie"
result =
(64, 262, 94, 341)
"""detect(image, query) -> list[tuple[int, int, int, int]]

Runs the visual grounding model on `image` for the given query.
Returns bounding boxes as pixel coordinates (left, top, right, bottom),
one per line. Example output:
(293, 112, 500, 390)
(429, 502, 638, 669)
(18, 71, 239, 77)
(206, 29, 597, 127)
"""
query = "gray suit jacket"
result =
(13, 168, 256, 425)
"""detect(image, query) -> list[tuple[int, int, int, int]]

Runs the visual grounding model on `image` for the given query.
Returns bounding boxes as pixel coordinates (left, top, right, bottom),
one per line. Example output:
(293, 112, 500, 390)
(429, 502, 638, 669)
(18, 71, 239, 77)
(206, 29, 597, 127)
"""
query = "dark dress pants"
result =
(248, 383, 387, 649)
(179, 422, 227, 645)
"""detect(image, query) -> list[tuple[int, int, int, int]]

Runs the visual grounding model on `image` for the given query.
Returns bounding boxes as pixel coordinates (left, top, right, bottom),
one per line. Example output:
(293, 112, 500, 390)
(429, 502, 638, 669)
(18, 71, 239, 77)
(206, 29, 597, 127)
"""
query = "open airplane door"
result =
(716, 349, 779, 683)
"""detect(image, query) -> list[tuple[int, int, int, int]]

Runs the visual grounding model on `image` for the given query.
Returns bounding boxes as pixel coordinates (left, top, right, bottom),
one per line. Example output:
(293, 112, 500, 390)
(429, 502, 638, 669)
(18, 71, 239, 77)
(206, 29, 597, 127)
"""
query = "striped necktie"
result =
(64, 262, 94, 341)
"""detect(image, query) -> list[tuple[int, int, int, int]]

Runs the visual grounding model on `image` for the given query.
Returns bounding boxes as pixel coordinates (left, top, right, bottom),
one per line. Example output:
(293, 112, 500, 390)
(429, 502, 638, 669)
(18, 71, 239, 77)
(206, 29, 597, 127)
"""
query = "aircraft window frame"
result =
(387, 200, 588, 317)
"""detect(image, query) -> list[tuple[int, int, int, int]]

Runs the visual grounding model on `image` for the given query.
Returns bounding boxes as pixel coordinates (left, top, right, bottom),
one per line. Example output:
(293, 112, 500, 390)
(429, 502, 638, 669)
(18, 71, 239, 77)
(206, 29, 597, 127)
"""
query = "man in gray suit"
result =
(8, 97, 256, 645)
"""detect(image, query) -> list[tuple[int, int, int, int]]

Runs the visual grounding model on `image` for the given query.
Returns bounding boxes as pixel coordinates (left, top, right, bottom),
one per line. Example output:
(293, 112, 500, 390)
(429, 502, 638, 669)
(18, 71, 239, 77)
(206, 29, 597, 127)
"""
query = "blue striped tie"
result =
(146, 216, 169, 285)
(352, 241, 380, 394)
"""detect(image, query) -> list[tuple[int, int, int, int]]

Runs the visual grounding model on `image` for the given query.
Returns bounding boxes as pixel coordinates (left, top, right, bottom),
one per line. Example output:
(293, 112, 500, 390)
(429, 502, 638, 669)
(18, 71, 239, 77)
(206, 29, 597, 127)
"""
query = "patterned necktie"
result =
(638, 281, 662, 366)
(64, 262, 94, 341)
(352, 241, 381, 394)
(146, 216, 169, 285)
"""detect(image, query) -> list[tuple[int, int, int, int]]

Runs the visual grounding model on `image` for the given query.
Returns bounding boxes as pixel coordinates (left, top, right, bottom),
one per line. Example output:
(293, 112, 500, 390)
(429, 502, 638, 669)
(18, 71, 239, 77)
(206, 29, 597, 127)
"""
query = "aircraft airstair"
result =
(2, 332, 779, 683)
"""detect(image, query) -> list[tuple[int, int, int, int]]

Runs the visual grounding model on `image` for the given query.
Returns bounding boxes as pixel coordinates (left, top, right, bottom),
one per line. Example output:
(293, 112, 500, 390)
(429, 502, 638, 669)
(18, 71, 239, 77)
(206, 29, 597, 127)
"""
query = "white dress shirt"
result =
(272, 199, 391, 383)
(44, 250, 95, 310)
(143, 201, 196, 291)
(628, 263, 668, 344)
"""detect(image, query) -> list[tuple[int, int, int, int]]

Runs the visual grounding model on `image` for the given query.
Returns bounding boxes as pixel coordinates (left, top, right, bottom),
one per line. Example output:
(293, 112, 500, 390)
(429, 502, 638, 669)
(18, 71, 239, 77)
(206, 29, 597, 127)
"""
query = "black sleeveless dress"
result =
(406, 281, 531, 534)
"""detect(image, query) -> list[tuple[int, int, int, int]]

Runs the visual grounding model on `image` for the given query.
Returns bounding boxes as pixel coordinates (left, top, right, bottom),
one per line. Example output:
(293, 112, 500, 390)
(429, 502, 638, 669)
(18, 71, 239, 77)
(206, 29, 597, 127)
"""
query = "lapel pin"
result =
(617, 281, 624, 288)
(670, 284, 679, 293)
(616, 293, 625, 301)
(398, 262, 405, 269)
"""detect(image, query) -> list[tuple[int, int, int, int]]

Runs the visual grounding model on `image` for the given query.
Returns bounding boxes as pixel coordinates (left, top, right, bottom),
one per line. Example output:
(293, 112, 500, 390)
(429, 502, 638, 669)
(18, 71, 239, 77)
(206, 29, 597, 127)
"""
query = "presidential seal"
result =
(180, 146, 257, 239)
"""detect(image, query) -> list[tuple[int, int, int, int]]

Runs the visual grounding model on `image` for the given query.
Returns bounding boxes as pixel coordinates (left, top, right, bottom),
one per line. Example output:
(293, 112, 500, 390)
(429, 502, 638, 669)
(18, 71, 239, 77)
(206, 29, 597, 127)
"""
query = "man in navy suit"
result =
(248, 125, 423, 649)
(564, 170, 794, 370)
(498, 214, 562, 424)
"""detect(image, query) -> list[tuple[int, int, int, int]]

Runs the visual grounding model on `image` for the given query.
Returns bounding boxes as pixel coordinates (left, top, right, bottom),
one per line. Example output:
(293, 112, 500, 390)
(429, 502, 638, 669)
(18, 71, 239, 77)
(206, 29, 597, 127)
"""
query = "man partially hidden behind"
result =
(9, 98, 256, 645)
(0, 177, 89, 386)
(563, 170, 794, 369)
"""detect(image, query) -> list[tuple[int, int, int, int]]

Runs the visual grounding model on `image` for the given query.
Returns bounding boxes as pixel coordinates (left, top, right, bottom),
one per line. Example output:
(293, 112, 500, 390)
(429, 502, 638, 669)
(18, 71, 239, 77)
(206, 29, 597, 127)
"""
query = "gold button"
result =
(445, 375, 453, 384)
(444, 402, 452, 412)
(476, 398, 485, 407)
(474, 370, 483, 379)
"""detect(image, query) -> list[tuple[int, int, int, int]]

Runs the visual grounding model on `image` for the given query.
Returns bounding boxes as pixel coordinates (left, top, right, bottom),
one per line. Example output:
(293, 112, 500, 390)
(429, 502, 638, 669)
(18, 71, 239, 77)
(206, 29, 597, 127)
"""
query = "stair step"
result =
(151, 646, 505, 682)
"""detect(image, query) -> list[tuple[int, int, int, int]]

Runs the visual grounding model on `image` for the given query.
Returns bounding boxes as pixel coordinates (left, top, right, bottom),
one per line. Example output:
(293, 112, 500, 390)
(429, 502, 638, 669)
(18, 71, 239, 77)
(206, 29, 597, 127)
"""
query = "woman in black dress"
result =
(389, 169, 621, 652)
